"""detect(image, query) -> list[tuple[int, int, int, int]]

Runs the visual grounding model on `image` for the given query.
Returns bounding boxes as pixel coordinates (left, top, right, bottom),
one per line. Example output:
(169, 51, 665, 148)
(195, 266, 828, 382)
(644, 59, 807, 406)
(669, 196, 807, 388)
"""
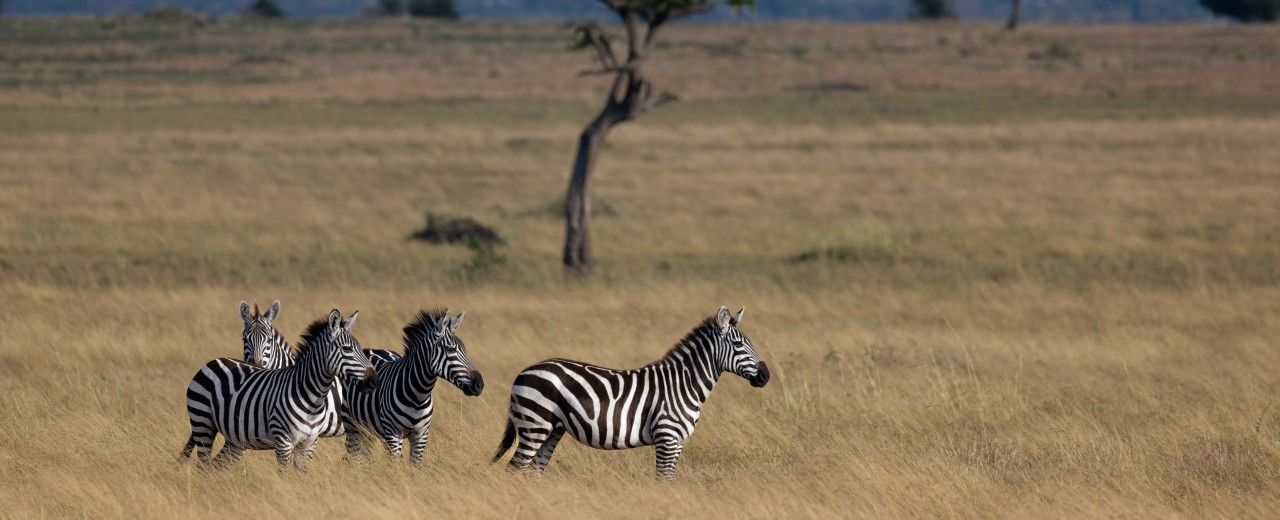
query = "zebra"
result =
(241, 299, 391, 370)
(237, 300, 348, 438)
(492, 306, 770, 480)
(342, 309, 484, 464)
(181, 309, 379, 471)
(240, 300, 287, 368)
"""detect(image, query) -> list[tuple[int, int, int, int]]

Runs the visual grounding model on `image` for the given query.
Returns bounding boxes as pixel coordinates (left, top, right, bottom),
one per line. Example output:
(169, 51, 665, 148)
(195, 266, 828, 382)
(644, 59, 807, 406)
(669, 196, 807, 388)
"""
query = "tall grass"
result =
(1, 19, 1280, 519)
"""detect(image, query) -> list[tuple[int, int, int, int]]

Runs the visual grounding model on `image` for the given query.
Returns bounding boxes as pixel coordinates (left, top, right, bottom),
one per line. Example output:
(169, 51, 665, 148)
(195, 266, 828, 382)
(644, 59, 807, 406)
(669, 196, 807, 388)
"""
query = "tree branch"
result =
(643, 12, 667, 49)
(620, 8, 642, 61)
(644, 91, 679, 112)
(573, 24, 618, 71)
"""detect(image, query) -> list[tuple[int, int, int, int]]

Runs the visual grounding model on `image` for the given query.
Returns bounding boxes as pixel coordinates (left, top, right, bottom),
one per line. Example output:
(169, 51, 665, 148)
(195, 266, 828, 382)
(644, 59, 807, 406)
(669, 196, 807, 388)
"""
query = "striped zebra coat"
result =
(181, 309, 378, 470)
(238, 300, 350, 437)
(493, 306, 770, 480)
(241, 300, 285, 368)
(342, 309, 484, 464)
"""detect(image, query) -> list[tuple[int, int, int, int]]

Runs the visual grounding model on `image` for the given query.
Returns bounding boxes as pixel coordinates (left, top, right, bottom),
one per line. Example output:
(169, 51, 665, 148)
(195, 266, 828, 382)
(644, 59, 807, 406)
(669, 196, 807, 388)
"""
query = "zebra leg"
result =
(532, 428, 564, 472)
(654, 436, 684, 481)
(183, 417, 218, 464)
(180, 434, 214, 464)
(274, 436, 297, 470)
(407, 429, 429, 465)
(211, 444, 244, 469)
(345, 428, 371, 464)
(382, 434, 405, 460)
(507, 425, 548, 473)
(298, 435, 319, 462)
(180, 436, 195, 461)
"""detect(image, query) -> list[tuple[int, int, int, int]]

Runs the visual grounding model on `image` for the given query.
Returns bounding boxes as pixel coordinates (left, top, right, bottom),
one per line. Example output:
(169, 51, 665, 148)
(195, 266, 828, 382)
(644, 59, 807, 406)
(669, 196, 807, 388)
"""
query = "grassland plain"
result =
(2, 18, 1280, 519)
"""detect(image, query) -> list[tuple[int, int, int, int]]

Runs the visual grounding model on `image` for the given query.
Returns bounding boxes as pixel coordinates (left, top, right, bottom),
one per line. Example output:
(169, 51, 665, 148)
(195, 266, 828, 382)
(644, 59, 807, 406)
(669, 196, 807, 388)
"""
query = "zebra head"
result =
(240, 300, 281, 368)
(714, 306, 770, 388)
(320, 309, 379, 392)
(409, 310, 484, 397)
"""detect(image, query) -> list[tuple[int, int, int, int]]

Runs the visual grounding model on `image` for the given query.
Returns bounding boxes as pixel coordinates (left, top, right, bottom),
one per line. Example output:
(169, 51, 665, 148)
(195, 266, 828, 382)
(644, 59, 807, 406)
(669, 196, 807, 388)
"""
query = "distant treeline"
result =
(1, 0, 1214, 23)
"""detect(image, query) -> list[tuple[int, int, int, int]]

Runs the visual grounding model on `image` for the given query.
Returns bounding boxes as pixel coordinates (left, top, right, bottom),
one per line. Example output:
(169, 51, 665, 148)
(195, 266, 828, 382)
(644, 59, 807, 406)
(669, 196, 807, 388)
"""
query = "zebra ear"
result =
(715, 306, 732, 335)
(451, 311, 465, 332)
(732, 307, 745, 326)
(327, 309, 343, 335)
(436, 312, 451, 336)
(343, 311, 359, 331)
(264, 300, 281, 323)
(239, 301, 252, 324)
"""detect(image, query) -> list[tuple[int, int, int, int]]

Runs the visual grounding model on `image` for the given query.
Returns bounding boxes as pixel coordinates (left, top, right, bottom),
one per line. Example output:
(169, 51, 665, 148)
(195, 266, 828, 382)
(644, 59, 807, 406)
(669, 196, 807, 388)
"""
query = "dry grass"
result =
(2, 18, 1280, 519)
(3, 19, 1280, 107)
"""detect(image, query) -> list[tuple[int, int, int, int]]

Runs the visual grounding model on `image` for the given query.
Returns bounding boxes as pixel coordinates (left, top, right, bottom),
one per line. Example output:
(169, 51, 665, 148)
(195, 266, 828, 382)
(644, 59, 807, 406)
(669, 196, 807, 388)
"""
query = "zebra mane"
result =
(295, 317, 332, 356)
(662, 315, 721, 360)
(273, 326, 297, 357)
(402, 308, 450, 354)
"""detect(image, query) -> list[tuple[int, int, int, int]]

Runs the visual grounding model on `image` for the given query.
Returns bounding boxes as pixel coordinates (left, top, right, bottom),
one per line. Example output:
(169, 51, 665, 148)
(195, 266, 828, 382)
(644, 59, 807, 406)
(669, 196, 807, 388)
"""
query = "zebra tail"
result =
(491, 418, 516, 464)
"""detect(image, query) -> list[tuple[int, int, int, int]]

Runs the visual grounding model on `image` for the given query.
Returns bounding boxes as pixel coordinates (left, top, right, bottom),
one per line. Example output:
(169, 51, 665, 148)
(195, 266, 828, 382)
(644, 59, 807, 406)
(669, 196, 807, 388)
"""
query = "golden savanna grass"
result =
(2, 18, 1280, 518)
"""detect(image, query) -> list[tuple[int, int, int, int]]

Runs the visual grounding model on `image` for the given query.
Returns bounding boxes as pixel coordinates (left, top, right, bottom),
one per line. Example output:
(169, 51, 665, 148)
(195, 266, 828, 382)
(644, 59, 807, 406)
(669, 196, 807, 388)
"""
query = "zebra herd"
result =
(180, 301, 769, 479)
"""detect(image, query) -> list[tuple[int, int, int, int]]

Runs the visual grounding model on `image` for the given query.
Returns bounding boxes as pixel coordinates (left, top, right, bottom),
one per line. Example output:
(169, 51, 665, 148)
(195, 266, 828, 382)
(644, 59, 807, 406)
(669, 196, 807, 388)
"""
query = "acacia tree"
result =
(562, 0, 753, 274)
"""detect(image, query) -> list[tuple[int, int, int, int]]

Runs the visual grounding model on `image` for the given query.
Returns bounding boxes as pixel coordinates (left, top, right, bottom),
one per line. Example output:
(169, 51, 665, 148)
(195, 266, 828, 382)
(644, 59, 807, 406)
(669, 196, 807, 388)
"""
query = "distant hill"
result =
(0, 0, 1215, 23)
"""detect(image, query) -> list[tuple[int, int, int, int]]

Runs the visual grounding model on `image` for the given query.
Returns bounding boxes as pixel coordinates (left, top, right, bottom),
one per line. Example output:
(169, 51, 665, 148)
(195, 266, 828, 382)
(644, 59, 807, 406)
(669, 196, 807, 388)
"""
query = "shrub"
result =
(1028, 41, 1081, 67)
(909, 0, 956, 19)
(143, 4, 200, 22)
(409, 0, 460, 20)
(457, 237, 507, 281)
(408, 213, 503, 246)
(1199, 0, 1280, 22)
(246, 0, 284, 18)
(379, 0, 404, 16)
(791, 244, 899, 266)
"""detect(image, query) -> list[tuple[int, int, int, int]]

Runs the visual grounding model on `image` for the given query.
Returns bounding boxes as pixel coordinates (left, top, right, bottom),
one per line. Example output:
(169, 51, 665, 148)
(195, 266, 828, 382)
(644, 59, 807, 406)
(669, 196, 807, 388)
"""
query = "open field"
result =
(2, 18, 1280, 518)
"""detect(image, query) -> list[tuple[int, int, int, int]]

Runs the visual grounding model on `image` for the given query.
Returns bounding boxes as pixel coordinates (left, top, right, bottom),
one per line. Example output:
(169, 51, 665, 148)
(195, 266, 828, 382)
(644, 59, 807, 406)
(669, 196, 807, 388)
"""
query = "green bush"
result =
(909, 0, 955, 19)
(1200, 0, 1280, 22)
(409, 0, 460, 19)
(247, 0, 284, 18)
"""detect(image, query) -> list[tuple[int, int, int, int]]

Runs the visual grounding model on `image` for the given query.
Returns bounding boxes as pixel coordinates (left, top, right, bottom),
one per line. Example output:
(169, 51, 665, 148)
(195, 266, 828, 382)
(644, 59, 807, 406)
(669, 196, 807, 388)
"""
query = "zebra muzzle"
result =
(750, 362, 771, 388)
(463, 371, 484, 396)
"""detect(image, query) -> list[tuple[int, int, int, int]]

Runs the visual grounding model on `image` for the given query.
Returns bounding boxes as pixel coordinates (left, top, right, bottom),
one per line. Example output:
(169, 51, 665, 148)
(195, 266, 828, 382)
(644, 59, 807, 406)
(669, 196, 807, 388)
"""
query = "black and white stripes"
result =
(492, 306, 770, 480)
(240, 300, 288, 369)
(180, 309, 378, 471)
(182, 302, 769, 477)
(342, 309, 484, 464)
(236, 300, 348, 438)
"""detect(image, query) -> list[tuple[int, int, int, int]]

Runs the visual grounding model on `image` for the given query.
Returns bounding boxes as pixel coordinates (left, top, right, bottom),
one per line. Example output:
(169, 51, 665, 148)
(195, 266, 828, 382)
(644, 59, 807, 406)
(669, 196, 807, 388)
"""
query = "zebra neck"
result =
(274, 333, 297, 368)
(653, 340, 721, 405)
(290, 346, 338, 409)
(401, 349, 439, 404)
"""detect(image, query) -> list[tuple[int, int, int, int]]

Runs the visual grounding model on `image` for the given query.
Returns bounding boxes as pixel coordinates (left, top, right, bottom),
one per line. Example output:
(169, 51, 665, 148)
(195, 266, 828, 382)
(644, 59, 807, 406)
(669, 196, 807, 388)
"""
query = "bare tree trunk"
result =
(1006, 0, 1021, 30)
(559, 5, 693, 274)
(563, 115, 614, 273)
